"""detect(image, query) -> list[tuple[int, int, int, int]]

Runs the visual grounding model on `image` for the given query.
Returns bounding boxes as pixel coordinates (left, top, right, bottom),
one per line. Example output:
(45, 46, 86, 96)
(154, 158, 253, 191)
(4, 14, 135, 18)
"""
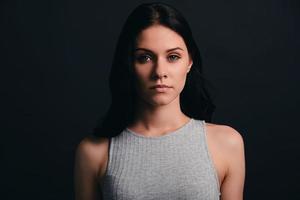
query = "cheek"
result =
(133, 69, 150, 94)
(134, 70, 148, 85)
(173, 69, 188, 92)
(173, 64, 188, 81)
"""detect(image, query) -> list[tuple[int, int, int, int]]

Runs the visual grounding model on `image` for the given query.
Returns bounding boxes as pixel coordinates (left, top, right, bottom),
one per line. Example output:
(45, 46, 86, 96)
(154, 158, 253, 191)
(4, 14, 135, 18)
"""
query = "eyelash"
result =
(135, 54, 181, 63)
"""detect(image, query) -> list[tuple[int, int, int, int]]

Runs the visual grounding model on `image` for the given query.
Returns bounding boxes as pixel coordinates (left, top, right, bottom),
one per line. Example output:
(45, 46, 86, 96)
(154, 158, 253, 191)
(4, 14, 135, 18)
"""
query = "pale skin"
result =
(74, 24, 245, 200)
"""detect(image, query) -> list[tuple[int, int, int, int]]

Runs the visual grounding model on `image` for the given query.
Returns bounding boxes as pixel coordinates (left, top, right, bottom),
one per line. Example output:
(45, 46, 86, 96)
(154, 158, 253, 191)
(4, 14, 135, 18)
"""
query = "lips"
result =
(150, 84, 171, 89)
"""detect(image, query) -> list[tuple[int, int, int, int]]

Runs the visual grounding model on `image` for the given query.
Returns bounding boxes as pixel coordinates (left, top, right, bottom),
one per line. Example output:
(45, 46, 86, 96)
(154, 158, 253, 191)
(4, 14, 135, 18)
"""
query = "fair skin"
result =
(74, 24, 245, 200)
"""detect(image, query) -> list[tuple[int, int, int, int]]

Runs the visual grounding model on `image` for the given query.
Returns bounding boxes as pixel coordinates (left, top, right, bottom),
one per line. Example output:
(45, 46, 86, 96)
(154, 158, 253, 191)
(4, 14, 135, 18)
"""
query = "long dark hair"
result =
(93, 2, 215, 138)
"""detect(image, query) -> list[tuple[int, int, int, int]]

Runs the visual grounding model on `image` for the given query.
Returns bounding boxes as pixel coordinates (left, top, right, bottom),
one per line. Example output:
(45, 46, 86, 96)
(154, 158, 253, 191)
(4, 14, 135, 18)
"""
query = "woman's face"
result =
(133, 24, 193, 107)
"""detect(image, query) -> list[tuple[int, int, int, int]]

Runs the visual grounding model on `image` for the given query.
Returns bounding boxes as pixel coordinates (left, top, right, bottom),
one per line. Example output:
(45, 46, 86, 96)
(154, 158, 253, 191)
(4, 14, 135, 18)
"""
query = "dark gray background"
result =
(2, 0, 299, 199)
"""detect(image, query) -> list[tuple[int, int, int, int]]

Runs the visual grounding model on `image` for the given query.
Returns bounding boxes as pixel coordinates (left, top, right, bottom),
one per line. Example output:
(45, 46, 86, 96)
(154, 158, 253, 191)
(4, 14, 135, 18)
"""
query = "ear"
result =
(187, 59, 193, 73)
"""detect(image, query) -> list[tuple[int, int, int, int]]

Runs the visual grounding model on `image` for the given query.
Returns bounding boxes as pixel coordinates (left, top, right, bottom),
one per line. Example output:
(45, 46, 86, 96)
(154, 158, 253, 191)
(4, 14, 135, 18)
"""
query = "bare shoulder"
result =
(203, 122, 245, 198)
(74, 136, 110, 199)
(205, 122, 245, 198)
(205, 122, 244, 153)
(75, 135, 110, 178)
(76, 135, 109, 155)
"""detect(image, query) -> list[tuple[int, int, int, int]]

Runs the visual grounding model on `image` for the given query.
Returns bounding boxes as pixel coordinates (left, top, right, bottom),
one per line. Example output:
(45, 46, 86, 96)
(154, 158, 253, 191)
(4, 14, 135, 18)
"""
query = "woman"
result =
(74, 2, 245, 200)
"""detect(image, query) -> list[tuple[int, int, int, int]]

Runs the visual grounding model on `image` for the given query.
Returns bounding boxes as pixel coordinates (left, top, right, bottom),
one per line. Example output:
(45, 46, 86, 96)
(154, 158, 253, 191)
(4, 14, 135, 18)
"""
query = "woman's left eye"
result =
(168, 55, 180, 62)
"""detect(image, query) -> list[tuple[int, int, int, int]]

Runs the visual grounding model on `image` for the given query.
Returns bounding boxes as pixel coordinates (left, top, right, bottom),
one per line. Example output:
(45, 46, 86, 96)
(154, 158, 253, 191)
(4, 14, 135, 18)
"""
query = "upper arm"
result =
(74, 136, 108, 200)
(220, 127, 245, 200)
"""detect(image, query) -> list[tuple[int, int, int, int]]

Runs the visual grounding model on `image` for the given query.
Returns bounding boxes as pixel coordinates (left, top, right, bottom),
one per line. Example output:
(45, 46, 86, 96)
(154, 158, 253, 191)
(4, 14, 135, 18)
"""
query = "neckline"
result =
(125, 118, 194, 139)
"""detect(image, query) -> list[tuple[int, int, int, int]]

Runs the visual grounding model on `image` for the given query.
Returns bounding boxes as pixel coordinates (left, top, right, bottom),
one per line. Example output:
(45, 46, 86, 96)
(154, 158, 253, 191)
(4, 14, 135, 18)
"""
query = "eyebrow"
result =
(134, 47, 184, 53)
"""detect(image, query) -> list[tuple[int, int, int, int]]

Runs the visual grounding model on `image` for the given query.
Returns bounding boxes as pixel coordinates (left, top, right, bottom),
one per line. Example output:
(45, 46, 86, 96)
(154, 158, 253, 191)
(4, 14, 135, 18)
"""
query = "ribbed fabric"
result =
(100, 118, 221, 199)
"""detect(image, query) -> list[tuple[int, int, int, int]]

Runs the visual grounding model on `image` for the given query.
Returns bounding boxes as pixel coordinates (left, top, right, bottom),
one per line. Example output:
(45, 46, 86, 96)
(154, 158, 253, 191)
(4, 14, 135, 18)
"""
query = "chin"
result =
(148, 95, 178, 107)
(137, 91, 180, 107)
(151, 100, 170, 106)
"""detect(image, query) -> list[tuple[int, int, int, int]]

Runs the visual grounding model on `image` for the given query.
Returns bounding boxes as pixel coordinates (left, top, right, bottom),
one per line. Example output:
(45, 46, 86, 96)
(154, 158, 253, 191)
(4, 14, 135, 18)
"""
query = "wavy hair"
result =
(93, 2, 215, 138)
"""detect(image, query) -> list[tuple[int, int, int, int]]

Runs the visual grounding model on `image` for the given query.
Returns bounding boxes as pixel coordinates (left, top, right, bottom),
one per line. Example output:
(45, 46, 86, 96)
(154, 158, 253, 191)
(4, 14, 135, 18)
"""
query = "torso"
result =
(97, 121, 228, 190)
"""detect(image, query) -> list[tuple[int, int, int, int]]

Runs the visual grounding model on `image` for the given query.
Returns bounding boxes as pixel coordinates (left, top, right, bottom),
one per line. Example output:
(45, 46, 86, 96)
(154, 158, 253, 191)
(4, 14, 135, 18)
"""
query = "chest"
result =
(100, 140, 219, 199)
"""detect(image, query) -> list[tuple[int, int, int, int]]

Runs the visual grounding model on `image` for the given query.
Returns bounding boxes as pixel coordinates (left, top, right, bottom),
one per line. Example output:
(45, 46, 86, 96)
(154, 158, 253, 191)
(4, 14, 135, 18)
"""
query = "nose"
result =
(152, 57, 168, 80)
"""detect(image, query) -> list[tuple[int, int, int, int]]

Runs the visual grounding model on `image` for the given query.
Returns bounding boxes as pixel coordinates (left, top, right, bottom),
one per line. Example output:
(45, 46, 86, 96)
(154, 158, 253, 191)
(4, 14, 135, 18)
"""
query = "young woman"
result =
(74, 2, 245, 200)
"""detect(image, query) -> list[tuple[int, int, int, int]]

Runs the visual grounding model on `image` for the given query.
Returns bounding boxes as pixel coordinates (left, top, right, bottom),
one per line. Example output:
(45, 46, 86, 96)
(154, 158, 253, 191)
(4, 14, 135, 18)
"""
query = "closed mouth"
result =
(150, 85, 171, 89)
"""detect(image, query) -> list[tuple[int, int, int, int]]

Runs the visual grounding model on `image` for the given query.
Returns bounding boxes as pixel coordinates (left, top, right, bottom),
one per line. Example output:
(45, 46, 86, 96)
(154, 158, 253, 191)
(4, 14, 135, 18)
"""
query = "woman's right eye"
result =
(135, 54, 152, 63)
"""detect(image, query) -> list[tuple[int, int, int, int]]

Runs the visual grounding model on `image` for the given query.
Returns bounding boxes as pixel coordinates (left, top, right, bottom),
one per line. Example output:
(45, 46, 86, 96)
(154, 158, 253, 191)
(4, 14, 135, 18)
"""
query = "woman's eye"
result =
(135, 55, 152, 63)
(168, 55, 180, 62)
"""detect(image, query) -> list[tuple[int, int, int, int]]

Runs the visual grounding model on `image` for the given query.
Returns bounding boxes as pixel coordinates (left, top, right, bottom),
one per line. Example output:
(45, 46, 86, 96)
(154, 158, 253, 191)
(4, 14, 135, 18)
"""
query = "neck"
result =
(128, 96, 190, 135)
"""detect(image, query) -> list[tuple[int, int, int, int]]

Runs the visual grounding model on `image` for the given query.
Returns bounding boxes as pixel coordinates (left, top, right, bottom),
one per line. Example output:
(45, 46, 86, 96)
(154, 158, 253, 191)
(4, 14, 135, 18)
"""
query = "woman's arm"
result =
(74, 136, 108, 200)
(220, 127, 245, 200)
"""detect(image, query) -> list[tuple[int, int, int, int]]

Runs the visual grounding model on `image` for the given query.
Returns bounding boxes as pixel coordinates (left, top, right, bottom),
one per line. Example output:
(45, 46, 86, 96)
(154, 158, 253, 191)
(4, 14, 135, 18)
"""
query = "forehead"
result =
(135, 24, 188, 52)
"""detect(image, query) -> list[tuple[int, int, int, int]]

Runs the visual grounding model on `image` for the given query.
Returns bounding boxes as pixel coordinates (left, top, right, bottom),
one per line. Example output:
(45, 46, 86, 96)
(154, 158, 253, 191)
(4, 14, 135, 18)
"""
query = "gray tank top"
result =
(100, 118, 221, 199)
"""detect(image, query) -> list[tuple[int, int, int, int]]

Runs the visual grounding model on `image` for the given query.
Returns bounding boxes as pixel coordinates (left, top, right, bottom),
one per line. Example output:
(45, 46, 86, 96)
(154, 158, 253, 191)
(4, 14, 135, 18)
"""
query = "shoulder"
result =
(75, 135, 110, 178)
(204, 122, 244, 152)
(204, 122, 246, 197)
(204, 122, 245, 188)
(76, 135, 110, 155)
(204, 122, 245, 171)
(74, 136, 110, 199)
